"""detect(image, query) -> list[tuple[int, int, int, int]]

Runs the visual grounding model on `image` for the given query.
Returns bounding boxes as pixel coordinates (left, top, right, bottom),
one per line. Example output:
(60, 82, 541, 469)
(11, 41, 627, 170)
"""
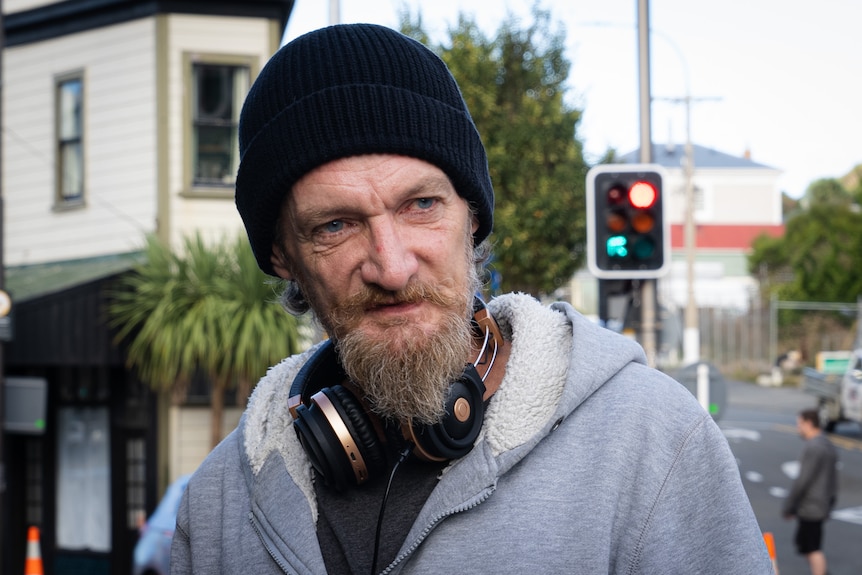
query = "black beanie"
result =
(235, 23, 494, 276)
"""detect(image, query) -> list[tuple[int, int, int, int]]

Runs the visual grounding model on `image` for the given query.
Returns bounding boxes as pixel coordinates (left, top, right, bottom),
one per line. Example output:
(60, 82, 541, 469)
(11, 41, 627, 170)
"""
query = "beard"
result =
(329, 275, 475, 425)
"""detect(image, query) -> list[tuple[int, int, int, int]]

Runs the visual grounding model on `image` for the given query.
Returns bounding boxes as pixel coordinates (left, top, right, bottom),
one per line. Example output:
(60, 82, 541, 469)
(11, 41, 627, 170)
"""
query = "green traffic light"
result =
(606, 235, 628, 258)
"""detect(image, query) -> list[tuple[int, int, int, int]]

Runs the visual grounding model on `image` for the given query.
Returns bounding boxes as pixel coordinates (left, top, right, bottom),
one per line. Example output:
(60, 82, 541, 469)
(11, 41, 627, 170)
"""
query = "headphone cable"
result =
(370, 442, 414, 575)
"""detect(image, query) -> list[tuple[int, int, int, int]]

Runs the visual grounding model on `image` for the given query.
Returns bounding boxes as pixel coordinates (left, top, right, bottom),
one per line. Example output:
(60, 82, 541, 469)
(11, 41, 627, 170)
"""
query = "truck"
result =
(803, 349, 862, 431)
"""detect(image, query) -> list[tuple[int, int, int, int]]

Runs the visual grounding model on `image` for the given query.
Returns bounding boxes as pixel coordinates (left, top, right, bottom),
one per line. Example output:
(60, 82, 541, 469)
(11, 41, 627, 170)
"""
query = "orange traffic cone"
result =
(763, 531, 779, 574)
(24, 526, 44, 575)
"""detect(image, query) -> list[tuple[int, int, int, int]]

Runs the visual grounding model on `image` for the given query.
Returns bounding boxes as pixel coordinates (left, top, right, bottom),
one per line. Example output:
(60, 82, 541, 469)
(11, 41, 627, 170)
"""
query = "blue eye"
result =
(416, 198, 435, 209)
(323, 220, 344, 233)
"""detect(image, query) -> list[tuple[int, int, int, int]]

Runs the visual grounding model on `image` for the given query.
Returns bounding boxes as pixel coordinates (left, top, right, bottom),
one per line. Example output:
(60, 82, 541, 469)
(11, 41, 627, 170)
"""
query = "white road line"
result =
(782, 461, 800, 479)
(722, 428, 762, 442)
(832, 506, 862, 526)
(745, 471, 764, 482)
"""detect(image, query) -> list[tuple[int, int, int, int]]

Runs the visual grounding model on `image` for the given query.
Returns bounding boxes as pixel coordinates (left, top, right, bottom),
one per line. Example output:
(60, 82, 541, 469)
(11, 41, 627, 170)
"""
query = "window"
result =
(191, 62, 250, 188)
(56, 75, 84, 204)
(126, 438, 146, 529)
(56, 407, 110, 551)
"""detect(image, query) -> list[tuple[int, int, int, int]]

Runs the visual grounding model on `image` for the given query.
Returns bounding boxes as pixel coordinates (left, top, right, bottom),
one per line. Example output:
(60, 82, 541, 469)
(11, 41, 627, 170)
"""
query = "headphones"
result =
(288, 297, 501, 491)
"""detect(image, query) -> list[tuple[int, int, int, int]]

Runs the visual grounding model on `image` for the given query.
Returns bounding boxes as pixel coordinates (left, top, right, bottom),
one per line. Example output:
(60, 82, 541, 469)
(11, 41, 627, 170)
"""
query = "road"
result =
(719, 378, 862, 575)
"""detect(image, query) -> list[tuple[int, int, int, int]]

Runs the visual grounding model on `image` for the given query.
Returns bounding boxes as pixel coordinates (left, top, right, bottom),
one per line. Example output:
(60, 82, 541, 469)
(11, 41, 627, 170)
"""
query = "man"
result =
(171, 23, 773, 574)
(783, 409, 839, 575)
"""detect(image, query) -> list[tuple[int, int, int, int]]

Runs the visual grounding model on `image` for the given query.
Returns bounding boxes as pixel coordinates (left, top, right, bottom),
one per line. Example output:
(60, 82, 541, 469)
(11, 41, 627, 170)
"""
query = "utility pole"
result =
(653, 93, 720, 365)
(636, 0, 656, 367)
(329, 0, 340, 26)
(649, 22, 720, 366)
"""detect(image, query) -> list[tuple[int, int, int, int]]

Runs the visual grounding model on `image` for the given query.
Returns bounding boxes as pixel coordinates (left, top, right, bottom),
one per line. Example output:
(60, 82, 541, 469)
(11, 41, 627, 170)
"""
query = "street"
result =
(720, 379, 862, 575)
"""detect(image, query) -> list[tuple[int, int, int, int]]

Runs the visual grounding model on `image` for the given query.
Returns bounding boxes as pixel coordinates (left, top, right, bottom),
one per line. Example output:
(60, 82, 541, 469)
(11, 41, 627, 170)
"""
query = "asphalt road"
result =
(719, 378, 862, 575)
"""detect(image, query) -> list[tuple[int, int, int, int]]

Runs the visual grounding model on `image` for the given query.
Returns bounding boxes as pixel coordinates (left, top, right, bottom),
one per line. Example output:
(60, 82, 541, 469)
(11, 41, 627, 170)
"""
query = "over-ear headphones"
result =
(287, 297, 501, 491)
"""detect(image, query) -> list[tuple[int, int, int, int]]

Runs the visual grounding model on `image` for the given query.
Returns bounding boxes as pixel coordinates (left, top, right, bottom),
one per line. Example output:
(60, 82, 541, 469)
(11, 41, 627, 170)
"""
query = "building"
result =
(636, 143, 785, 312)
(1, 1, 293, 572)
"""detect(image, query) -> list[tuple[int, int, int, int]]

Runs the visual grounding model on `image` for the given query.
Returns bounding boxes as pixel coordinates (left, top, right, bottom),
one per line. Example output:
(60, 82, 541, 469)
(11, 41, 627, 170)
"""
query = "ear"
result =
(471, 214, 480, 234)
(270, 246, 294, 281)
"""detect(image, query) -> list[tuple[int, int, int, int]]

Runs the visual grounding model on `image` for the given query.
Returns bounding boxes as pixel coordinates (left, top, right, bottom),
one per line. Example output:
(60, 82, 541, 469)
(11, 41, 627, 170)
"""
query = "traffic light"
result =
(586, 164, 669, 279)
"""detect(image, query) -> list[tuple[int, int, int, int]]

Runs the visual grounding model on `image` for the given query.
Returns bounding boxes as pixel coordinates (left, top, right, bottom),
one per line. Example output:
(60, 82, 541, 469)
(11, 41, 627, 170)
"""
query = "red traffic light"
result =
(628, 181, 657, 209)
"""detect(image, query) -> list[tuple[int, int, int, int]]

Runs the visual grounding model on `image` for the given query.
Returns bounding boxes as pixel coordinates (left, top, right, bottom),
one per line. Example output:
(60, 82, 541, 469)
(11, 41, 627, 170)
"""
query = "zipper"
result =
(249, 511, 295, 574)
(378, 485, 496, 575)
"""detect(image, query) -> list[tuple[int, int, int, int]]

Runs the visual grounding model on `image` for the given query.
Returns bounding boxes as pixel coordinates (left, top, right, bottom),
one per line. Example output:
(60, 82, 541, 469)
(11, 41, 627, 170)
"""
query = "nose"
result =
(360, 217, 418, 291)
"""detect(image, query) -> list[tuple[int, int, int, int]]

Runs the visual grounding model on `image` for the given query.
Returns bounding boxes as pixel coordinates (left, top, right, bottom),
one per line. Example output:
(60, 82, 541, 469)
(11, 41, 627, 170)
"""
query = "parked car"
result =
(132, 474, 192, 575)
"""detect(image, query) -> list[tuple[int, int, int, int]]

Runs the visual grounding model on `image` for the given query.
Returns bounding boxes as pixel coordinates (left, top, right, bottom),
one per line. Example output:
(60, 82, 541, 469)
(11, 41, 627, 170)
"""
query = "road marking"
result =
(827, 434, 862, 452)
(832, 506, 862, 526)
(722, 428, 761, 442)
(772, 423, 797, 434)
(769, 486, 788, 498)
(745, 471, 763, 482)
(782, 461, 800, 479)
(725, 421, 862, 451)
(720, 420, 779, 430)
(771, 423, 862, 452)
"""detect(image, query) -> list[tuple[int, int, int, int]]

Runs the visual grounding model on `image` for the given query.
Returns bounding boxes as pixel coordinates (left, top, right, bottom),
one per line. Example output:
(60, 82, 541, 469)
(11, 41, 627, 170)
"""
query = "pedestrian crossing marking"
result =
(832, 506, 862, 526)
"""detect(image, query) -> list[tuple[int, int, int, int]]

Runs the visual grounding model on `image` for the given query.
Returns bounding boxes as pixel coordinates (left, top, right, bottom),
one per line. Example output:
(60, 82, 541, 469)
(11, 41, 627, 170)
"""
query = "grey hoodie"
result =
(172, 293, 773, 574)
(782, 432, 838, 521)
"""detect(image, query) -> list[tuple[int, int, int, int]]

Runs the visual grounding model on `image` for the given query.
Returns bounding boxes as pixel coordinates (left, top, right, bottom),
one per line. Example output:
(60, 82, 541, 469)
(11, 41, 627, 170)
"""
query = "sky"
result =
(283, 0, 862, 199)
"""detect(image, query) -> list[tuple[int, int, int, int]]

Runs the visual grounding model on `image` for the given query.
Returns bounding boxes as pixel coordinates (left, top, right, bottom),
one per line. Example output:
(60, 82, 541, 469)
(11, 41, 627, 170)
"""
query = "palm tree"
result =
(109, 232, 305, 448)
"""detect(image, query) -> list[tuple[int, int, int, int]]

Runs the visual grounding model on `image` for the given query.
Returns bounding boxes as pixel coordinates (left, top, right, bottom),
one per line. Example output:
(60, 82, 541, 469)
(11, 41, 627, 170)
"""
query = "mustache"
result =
(355, 281, 461, 308)
(327, 281, 464, 333)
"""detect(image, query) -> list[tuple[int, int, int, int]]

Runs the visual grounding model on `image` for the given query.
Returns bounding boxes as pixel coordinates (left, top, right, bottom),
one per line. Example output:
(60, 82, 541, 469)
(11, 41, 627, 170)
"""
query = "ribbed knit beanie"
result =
(235, 23, 494, 276)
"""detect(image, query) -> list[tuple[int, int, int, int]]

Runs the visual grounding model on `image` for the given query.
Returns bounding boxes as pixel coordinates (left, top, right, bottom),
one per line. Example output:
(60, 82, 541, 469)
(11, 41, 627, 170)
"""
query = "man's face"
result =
(797, 416, 814, 439)
(272, 154, 479, 423)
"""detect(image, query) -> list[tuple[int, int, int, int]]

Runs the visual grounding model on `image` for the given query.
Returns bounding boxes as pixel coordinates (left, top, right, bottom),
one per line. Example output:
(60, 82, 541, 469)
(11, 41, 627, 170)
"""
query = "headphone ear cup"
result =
(328, 385, 388, 482)
(293, 384, 387, 491)
(292, 398, 343, 489)
(411, 365, 486, 461)
(296, 385, 389, 491)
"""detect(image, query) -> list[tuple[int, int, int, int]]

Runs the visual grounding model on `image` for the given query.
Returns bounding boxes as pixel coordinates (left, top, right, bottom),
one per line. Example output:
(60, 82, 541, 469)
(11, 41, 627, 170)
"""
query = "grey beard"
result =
(336, 307, 473, 425)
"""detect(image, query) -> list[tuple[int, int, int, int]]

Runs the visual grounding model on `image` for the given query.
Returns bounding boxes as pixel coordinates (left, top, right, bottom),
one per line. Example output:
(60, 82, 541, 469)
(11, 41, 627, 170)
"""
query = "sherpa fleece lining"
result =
(242, 292, 572, 520)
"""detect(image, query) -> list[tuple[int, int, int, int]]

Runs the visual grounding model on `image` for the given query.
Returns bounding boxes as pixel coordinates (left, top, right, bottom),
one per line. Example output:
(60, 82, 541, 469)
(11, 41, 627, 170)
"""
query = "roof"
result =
(4, 252, 143, 303)
(670, 224, 785, 251)
(4, 0, 296, 47)
(619, 143, 777, 170)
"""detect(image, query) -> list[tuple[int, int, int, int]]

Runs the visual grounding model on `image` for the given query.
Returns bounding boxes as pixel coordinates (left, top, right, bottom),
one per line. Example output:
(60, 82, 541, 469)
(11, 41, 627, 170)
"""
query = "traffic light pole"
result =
(636, 0, 657, 367)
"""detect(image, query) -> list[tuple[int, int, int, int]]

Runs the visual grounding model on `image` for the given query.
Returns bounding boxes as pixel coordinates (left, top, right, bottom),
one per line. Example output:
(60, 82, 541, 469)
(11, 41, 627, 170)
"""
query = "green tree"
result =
(403, 8, 588, 296)
(109, 233, 304, 448)
(750, 179, 862, 306)
(802, 177, 853, 209)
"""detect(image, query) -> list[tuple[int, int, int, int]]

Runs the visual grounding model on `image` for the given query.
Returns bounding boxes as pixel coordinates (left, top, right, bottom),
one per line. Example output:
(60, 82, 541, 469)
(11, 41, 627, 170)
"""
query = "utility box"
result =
(4, 376, 47, 434)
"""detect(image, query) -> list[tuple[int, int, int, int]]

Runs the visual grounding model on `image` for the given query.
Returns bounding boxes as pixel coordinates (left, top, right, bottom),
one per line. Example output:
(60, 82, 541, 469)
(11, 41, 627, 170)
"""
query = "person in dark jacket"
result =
(783, 408, 839, 575)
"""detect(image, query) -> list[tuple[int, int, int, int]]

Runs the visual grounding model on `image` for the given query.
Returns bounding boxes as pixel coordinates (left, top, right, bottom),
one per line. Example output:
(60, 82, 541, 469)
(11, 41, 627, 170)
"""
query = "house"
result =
(1, 1, 293, 572)
(631, 143, 785, 312)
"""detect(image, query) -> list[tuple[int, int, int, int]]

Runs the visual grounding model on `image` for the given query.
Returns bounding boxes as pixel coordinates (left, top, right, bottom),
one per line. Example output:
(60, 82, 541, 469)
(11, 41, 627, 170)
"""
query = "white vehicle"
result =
(803, 348, 862, 431)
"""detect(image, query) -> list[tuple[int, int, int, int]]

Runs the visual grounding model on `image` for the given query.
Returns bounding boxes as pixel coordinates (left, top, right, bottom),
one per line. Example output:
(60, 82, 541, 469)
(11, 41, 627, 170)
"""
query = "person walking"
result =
(783, 408, 839, 575)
